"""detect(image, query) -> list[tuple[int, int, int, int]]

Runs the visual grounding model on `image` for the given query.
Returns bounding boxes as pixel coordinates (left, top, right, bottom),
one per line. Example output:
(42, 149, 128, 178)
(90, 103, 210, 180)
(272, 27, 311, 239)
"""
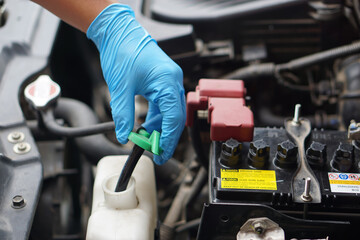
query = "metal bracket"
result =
(285, 104, 321, 203)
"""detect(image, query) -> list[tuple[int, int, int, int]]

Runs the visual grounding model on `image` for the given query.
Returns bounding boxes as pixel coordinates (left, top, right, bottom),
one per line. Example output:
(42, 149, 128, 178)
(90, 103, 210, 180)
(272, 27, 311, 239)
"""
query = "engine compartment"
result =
(1, 0, 360, 239)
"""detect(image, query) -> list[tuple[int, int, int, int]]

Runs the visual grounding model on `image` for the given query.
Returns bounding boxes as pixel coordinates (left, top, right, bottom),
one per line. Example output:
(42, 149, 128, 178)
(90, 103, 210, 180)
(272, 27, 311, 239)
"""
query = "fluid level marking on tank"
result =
(328, 172, 360, 193)
(220, 169, 277, 190)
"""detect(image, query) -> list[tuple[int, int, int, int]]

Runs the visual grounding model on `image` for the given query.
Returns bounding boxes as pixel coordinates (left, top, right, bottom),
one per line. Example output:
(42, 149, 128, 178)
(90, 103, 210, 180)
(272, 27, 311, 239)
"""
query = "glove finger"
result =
(154, 87, 186, 164)
(110, 91, 135, 144)
(146, 102, 160, 120)
(142, 103, 162, 133)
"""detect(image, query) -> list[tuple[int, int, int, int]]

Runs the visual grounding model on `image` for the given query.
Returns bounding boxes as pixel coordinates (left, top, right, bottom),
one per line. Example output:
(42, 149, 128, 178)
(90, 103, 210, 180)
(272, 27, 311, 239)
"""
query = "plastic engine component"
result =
(87, 155, 157, 240)
(0, 1, 60, 239)
(151, 0, 307, 24)
(128, 129, 162, 155)
(186, 79, 254, 142)
(24, 75, 61, 110)
(121, 0, 195, 56)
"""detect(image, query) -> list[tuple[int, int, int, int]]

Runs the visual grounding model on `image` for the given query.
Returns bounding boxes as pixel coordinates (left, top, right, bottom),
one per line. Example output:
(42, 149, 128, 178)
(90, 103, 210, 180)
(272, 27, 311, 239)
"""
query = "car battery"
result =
(200, 127, 360, 239)
(211, 128, 360, 208)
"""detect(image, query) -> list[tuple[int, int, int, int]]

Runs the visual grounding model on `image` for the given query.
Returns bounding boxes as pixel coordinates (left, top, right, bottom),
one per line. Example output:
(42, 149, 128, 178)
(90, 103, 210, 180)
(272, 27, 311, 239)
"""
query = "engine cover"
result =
(151, 0, 307, 23)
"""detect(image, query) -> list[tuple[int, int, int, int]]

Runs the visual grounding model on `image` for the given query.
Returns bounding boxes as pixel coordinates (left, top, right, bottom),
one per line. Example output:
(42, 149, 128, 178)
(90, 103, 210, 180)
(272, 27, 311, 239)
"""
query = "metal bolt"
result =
(7, 131, 25, 143)
(12, 195, 26, 209)
(18, 143, 27, 151)
(301, 177, 312, 202)
(11, 132, 20, 140)
(18, 143, 26, 151)
(13, 142, 31, 154)
(292, 104, 301, 125)
(253, 221, 265, 235)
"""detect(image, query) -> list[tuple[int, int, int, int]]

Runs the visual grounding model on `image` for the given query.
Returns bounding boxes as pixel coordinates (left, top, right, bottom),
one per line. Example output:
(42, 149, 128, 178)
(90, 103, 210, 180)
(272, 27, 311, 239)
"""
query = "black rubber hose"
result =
(53, 98, 132, 165)
(188, 115, 209, 169)
(184, 167, 207, 206)
(175, 218, 201, 233)
(277, 41, 360, 72)
(41, 109, 115, 137)
(257, 107, 339, 129)
(258, 107, 316, 127)
(224, 41, 360, 80)
(223, 63, 276, 80)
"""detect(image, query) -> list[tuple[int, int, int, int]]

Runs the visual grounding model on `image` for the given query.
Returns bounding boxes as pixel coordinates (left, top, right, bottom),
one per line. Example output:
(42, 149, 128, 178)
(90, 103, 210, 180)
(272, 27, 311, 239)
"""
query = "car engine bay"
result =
(1, 0, 360, 239)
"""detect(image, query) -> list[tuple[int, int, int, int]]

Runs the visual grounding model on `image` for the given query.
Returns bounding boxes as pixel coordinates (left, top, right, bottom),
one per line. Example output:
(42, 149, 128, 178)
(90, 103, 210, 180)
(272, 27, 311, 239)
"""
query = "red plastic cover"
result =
(199, 79, 245, 98)
(186, 78, 254, 142)
(208, 98, 254, 141)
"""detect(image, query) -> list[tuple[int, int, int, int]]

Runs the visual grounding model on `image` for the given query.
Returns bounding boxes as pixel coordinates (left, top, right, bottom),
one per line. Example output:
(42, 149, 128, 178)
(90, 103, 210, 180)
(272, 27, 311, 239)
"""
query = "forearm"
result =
(31, 0, 117, 32)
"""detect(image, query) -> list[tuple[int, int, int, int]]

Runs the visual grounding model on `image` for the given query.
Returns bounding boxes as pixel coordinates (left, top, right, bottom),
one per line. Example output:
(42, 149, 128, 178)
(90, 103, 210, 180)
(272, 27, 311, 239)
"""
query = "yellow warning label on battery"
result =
(329, 180, 360, 185)
(221, 169, 277, 190)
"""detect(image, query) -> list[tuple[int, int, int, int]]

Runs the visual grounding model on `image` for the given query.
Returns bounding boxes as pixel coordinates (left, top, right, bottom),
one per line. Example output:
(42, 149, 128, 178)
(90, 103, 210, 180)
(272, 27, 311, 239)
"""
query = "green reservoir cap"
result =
(128, 129, 162, 155)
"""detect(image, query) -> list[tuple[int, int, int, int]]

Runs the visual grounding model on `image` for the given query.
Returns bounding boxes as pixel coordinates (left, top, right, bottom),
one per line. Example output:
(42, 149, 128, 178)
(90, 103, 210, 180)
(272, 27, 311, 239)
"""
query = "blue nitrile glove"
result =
(87, 4, 186, 164)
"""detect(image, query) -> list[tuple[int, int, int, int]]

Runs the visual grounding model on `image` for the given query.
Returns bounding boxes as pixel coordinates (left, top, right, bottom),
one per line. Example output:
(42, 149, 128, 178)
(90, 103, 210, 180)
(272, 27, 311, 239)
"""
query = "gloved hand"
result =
(87, 3, 186, 164)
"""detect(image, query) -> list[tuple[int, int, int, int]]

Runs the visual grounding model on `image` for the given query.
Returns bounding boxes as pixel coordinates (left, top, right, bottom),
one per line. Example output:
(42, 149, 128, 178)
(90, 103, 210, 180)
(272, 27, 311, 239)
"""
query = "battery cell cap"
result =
(274, 140, 298, 169)
(24, 75, 61, 110)
(306, 141, 327, 168)
(331, 142, 354, 172)
(220, 138, 242, 167)
(248, 139, 270, 169)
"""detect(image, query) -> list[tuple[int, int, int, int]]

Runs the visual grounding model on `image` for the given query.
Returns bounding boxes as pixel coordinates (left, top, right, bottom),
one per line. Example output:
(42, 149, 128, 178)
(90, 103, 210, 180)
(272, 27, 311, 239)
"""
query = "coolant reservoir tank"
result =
(86, 155, 157, 240)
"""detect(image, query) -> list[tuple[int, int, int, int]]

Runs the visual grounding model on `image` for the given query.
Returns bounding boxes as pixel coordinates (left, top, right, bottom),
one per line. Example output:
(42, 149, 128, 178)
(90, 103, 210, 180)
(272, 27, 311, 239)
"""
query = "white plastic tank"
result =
(86, 155, 157, 240)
